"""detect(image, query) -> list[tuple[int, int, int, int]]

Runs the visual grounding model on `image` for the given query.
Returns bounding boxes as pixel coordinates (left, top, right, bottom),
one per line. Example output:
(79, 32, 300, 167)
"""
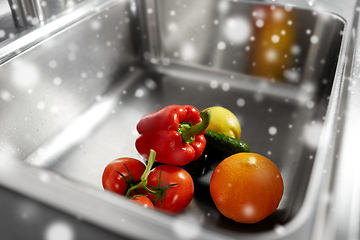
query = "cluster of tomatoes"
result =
(102, 150, 194, 214)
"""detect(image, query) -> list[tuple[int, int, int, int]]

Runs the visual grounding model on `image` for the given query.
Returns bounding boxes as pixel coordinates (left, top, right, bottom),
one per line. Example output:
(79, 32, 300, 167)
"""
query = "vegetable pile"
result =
(102, 104, 284, 223)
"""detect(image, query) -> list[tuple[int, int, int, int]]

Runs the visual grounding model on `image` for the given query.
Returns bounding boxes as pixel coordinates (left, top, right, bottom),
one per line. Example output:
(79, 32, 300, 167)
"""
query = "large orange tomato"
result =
(210, 153, 284, 224)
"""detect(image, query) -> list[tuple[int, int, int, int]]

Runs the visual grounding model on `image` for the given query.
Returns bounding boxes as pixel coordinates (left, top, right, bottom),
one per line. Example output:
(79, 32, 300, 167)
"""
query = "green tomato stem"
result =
(141, 149, 156, 183)
(142, 185, 158, 195)
(125, 149, 156, 198)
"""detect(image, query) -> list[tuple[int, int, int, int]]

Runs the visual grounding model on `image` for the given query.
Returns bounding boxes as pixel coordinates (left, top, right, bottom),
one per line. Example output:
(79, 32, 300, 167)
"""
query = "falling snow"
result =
(145, 79, 157, 90)
(53, 77, 62, 86)
(135, 89, 145, 98)
(1, 90, 12, 102)
(210, 80, 219, 89)
(0, 29, 5, 38)
(44, 221, 74, 240)
(310, 35, 319, 44)
(37, 102, 46, 110)
(221, 83, 230, 91)
(96, 72, 104, 78)
(48, 60, 57, 69)
(271, 35, 280, 43)
(236, 98, 245, 107)
(256, 19, 264, 28)
(217, 41, 226, 50)
(269, 126, 277, 135)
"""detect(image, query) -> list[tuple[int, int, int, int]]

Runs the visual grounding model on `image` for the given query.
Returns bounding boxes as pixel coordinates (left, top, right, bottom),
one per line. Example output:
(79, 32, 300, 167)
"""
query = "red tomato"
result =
(146, 165, 194, 214)
(131, 196, 155, 210)
(102, 157, 146, 196)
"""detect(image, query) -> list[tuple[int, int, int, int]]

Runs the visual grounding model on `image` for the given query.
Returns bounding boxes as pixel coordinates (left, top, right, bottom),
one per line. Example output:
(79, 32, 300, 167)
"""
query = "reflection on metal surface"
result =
(150, 0, 344, 105)
(248, 5, 296, 82)
(7, 0, 82, 28)
(8, 0, 47, 27)
(24, 69, 143, 168)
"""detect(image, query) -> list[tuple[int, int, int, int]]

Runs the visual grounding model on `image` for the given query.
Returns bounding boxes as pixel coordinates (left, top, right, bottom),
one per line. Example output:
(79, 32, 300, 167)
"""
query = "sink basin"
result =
(0, 0, 349, 239)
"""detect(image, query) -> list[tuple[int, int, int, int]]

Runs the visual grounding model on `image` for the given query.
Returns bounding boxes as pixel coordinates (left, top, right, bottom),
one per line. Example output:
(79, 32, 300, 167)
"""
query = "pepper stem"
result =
(180, 109, 211, 143)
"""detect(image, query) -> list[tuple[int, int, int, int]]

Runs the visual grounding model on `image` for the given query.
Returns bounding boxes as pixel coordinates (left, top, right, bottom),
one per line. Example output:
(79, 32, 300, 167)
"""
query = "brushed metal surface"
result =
(0, 0, 356, 239)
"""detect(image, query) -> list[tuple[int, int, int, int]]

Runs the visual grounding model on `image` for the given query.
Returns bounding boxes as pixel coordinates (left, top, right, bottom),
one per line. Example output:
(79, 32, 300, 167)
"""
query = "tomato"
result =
(210, 152, 284, 224)
(102, 157, 146, 196)
(131, 196, 154, 210)
(145, 165, 194, 214)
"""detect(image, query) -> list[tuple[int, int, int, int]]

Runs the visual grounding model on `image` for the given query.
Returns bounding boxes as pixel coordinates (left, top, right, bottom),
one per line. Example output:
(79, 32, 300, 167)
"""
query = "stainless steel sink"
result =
(0, 0, 358, 239)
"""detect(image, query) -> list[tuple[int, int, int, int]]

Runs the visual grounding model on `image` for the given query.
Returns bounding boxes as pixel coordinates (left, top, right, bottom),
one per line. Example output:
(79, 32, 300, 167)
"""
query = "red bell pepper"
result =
(135, 105, 211, 166)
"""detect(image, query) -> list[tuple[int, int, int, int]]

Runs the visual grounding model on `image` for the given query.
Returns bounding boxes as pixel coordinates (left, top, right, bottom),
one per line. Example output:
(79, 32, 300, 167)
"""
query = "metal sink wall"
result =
(0, 0, 350, 239)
